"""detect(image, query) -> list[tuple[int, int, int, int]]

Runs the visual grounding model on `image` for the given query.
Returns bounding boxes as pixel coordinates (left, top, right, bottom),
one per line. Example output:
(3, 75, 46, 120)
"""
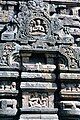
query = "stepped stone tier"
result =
(0, 0, 80, 120)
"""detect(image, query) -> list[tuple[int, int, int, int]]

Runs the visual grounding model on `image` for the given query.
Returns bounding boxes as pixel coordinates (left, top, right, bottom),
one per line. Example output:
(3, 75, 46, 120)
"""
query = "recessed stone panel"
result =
(22, 92, 54, 109)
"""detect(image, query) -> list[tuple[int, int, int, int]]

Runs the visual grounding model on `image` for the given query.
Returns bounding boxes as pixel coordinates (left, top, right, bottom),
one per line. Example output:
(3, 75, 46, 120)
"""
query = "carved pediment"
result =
(18, 1, 51, 43)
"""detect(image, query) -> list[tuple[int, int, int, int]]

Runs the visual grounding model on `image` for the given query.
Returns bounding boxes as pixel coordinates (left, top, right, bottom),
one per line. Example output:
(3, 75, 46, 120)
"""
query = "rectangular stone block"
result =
(0, 71, 19, 78)
(1, 32, 15, 41)
(0, 81, 18, 96)
(0, 99, 17, 115)
(21, 72, 56, 80)
(20, 82, 57, 90)
(19, 114, 59, 120)
(22, 92, 54, 109)
(60, 73, 80, 80)
(23, 63, 56, 72)
(60, 83, 80, 99)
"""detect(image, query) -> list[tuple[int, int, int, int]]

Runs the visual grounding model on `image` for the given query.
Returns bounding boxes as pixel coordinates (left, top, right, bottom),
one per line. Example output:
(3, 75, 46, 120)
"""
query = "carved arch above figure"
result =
(18, 2, 52, 43)
(59, 46, 79, 69)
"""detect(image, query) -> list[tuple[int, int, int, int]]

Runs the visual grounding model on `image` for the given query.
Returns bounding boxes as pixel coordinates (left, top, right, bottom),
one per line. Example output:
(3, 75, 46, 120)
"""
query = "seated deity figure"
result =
(30, 19, 45, 35)
(29, 92, 42, 107)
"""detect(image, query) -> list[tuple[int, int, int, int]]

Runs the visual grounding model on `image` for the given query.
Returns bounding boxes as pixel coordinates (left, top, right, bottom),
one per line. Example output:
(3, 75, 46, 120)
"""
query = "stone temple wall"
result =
(0, 0, 80, 120)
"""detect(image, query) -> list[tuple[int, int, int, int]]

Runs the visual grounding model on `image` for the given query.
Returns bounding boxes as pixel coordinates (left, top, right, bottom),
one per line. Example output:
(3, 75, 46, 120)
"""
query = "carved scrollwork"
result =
(59, 46, 78, 69)
(28, 0, 43, 10)
(51, 17, 63, 33)
(18, 1, 51, 43)
(0, 42, 20, 68)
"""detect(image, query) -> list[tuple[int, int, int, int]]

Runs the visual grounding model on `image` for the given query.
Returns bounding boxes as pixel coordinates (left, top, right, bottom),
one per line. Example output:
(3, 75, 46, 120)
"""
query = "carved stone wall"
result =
(0, 0, 80, 120)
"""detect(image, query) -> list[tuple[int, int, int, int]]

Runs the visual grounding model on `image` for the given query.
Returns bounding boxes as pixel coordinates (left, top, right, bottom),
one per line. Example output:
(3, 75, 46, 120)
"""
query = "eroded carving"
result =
(23, 63, 56, 72)
(21, 72, 56, 80)
(1, 24, 18, 40)
(20, 82, 57, 90)
(0, 99, 17, 115)
(0, 81, 17, 92)
(22, 92, 54, 108)
(29, 19, 48, 35)
(60, 73, 80, 80)
(61, 83, 80, 92)
(0, 42, 20, 68)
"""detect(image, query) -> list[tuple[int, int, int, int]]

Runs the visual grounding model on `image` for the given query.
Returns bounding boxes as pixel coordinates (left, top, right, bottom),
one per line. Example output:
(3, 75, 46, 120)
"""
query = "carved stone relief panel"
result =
(1, 24, 18, 41)
(59, 101, 80, 116)
(22, 92, 54, 109)
(61, 83, 80, 92)
(21, 72, 56, 81)
(60, 83, 80, 99)
(20, 82, 57, 90)
(28, 0, 43, 10)
(22, 63, 56, 72)
(0, 99, 17, 115)
(59, 45, 79, 69)
(0, 71, 19, 78)
(18, 1, 51, 43)
(0, 1, 17, 22)
(0, 81, 18, 95)
(0, 42, 20, 68)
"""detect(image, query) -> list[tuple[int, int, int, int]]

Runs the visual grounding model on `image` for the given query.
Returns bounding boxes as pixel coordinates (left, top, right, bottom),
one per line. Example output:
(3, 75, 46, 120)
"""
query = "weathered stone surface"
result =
(19, 114, 59, 120)
(21, 72, 56, 80)
(60, 73, 80, 80)
(20, 82, 57, 90)
(0, 71, 19, 78)
(0, 0, 80, 119)
(0, 99, 17, 115)
(22, 92, 54, 109)
(0, 42, 20, 68)
(59, 101, 80, 120)
(22, 63, 56, 72)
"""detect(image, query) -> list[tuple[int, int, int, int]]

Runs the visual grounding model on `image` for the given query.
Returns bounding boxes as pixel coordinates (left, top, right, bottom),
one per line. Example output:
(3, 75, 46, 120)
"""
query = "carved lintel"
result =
(60, 73, 80, 80)
(20, 82, 57, 90)
(22, 63, 56, 72)
(21, 72, 56, 80)
(20, 114, 58, 120)
(0, 71, 19, 78)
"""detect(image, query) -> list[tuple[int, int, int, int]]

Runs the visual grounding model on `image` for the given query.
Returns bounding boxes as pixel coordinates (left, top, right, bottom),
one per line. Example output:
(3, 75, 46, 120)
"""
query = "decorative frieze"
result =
(0, 71, 19, 78)
(20, 82, 57, 90)
(0, 0, 80, 120)
(19, 114, 59, 120)
(22, 63, 56, 72)
(60, 73, 80, 80)
(21, 72, 56, 80)
(22, 92, 54, 109)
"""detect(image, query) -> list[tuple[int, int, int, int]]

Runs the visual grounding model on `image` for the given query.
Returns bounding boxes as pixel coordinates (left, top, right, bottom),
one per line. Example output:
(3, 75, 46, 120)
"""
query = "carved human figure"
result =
(29, 92, 41, 107)
(30, 19, 45, 35)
